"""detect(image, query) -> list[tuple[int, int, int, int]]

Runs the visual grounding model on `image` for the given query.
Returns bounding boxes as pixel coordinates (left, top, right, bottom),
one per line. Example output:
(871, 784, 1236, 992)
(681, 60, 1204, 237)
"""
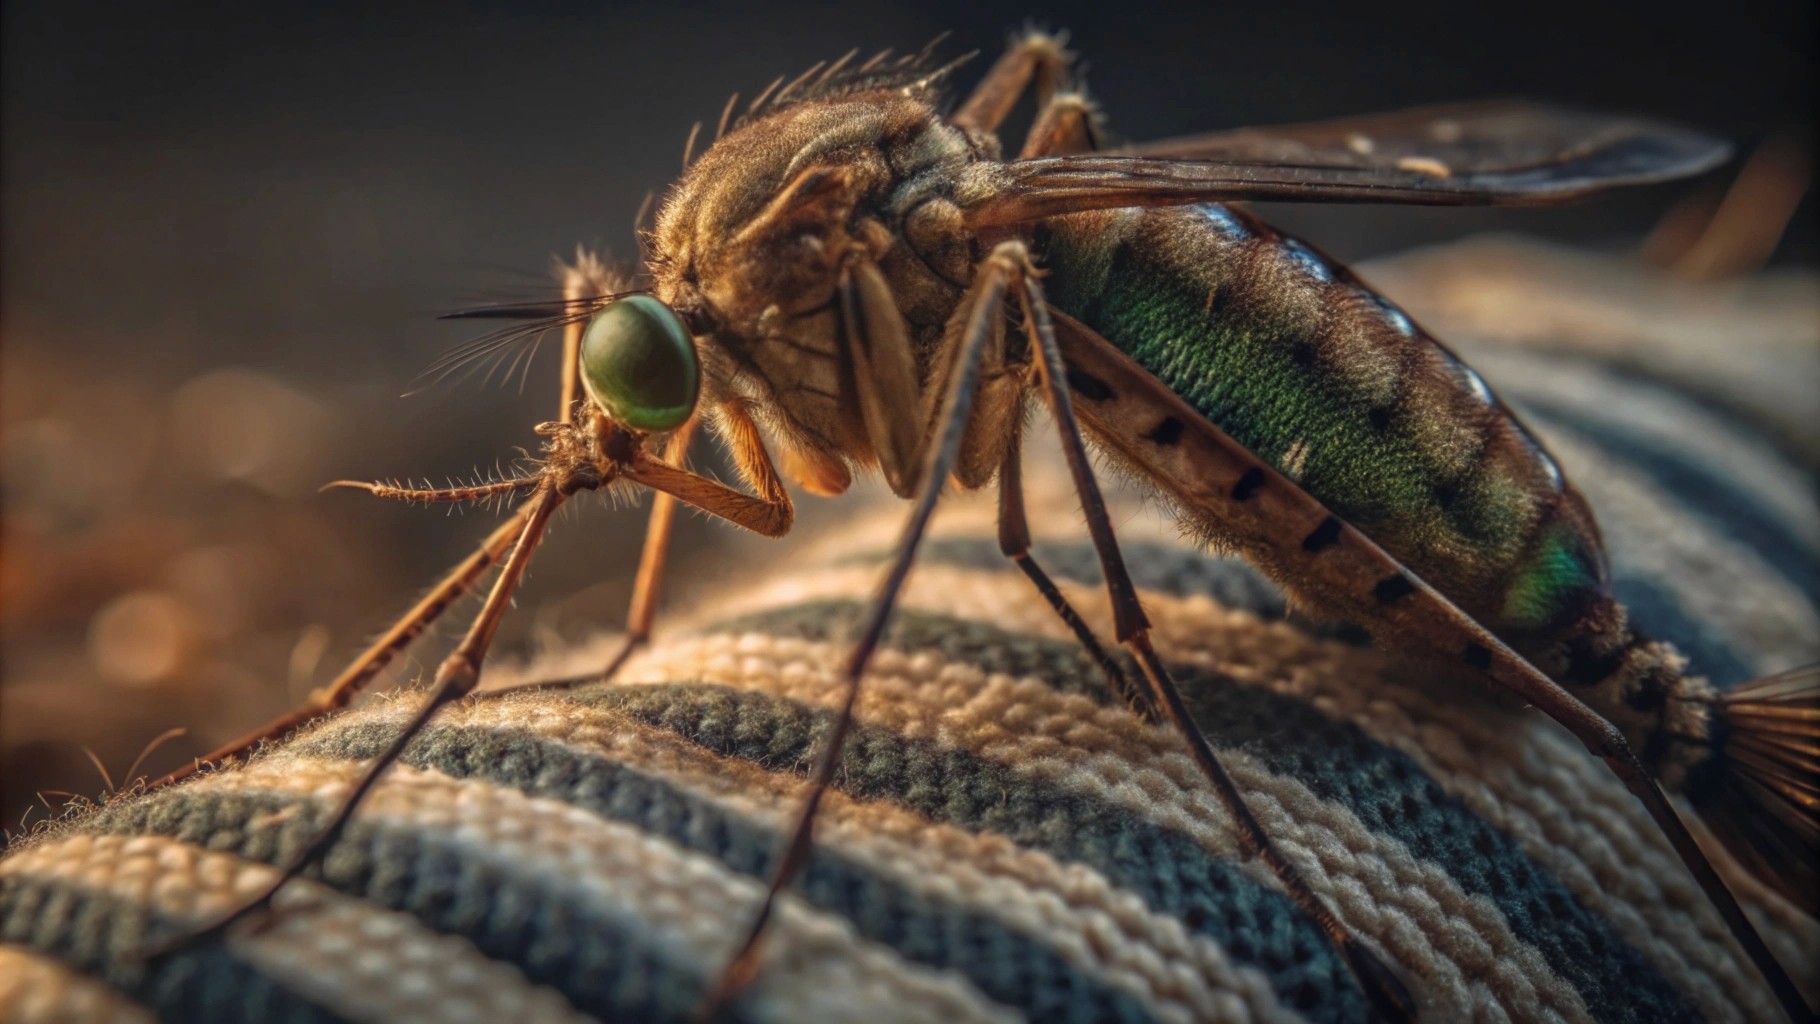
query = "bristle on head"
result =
(1690, 664, 1820, 912)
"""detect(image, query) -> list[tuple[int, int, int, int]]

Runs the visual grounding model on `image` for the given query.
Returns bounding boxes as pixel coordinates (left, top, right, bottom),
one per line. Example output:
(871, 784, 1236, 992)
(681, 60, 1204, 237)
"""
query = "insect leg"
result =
(624, 420, 793, 540)
(1016, 90, 1099, 160)
(493, 411, 793, 700)
(995, 412, 1158, 722)
(558, 271, 585, 422)
(975, 78, 1143, 718)
(1467, 652, 1813, 1019)
(1012, 264, 1417, 1022)
(144, 484, 566, 955)
(838, 257, 925, 496)
(950, 29, 1071, 136)
(706, 400, 795, 529)
(1644, 133, 1809, 279)
(147, 506, 534, 790)
(583, 420, 700, 686)
(154, 253, 618, 786)
(697, 244, 1020, 1022)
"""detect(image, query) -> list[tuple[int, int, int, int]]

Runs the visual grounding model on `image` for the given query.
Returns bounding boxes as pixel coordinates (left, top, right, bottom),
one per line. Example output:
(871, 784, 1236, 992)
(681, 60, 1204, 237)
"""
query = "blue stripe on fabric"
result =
(72, 784, 769, 1024)
(1610, 571, 1757, 687)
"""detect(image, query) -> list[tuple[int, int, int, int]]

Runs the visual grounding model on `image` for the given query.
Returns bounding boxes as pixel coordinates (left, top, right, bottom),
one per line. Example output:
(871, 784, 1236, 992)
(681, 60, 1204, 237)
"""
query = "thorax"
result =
(649, 93, 985, 473)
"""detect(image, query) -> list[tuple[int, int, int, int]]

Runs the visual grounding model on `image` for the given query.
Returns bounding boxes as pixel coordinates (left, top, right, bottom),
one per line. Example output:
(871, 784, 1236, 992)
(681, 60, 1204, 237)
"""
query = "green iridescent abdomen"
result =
(1035, 204, 1608, 643)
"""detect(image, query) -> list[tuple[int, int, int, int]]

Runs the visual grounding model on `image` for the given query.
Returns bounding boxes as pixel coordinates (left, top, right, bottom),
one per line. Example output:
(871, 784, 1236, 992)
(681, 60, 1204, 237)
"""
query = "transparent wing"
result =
(967, 100, 1730, 225)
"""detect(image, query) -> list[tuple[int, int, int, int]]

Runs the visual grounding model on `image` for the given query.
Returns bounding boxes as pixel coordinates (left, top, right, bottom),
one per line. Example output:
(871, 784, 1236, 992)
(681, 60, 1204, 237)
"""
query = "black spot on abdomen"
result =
(1463, 643, 1493, 670)
(1065, 367, 1115, 402)
(1230, 468, 1266, 502)
(1142, 417, 1185, 446)
(1372, 574, 1415, 604)
(1434, 480, 1462, 514)
(1302, 516, 1343, 553)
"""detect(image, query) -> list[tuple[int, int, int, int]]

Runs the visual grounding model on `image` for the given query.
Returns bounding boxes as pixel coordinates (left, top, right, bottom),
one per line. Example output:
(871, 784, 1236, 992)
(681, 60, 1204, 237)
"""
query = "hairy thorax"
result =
(649, 92, 987, 490)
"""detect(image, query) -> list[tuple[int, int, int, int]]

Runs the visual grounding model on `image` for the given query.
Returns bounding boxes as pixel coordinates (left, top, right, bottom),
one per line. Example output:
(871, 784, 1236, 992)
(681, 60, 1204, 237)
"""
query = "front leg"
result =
(146, 482, 568, 955)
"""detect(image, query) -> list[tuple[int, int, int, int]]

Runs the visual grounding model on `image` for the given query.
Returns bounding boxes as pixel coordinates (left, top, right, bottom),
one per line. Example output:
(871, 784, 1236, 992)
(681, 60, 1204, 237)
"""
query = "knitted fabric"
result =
(4, 250, 1817, 1023)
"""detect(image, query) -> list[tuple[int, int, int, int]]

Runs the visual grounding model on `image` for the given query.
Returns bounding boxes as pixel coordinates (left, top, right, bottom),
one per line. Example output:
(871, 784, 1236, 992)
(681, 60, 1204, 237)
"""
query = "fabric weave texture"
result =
(3, 245, 1817, 1023)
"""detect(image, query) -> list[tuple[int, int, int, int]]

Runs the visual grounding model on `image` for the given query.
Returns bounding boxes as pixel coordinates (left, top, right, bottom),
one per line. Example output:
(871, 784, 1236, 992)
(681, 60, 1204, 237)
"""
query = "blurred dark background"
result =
(3, 0, 1812, 830)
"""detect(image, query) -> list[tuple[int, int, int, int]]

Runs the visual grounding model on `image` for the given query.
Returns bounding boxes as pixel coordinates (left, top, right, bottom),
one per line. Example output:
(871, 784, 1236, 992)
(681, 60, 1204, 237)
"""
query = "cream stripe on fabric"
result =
(0, 944, 156, 1024)
(164, 754, 1022, 1024)
(0, 835, 593, 1024)
(279, 694, 1295, 1024)
(596, 630, 1594, 1023)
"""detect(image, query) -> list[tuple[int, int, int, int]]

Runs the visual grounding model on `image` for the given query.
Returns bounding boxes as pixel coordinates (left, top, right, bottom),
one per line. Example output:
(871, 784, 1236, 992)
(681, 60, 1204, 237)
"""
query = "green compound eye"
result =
(579, 295, 700, 432)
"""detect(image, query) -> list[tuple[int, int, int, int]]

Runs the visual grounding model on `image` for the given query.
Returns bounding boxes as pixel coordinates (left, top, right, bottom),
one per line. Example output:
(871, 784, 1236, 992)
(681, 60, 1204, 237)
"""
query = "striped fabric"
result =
(4, 251, 1817, 1023)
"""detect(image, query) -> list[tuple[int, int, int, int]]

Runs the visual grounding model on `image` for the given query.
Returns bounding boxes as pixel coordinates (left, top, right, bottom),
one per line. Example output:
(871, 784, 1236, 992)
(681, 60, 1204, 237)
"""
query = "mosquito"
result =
(143, 32, 1813, 1022)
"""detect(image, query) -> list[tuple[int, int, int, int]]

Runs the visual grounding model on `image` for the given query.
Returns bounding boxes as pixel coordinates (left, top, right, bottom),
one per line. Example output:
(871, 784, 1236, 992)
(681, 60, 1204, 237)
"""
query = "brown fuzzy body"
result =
(652, 92, 985, 495)
(649, 83, 1728, 786)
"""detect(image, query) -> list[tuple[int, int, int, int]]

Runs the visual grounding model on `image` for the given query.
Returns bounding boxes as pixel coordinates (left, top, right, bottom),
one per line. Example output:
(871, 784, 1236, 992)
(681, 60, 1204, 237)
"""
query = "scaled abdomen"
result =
(1036, 203, 1608, 648)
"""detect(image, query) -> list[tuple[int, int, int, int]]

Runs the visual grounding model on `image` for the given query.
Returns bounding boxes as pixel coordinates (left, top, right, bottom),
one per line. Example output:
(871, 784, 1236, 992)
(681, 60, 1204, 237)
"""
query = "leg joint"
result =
(1582, 717, 1646, 778)
(984, 238, 1033, 273)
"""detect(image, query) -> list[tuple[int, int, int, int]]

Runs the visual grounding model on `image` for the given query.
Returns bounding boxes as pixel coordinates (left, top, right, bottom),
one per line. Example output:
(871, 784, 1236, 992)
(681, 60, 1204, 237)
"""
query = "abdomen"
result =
(1035, 204, 1609, 646)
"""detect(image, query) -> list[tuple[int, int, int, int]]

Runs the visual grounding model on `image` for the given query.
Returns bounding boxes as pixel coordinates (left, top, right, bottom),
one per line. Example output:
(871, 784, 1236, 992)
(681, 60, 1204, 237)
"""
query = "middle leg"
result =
(146, 481, 567, 953)
(995, 414, 1158, 722)
(1008, 257, 1415, 1021)
(698, 242, 1025, 1021)
(982, 80, 1411, 1016)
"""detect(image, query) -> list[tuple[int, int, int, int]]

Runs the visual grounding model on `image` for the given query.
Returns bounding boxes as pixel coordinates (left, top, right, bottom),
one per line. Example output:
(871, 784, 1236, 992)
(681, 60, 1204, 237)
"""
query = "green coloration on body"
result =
(1036, 205, 1605, 638)
(1501, 528, 1602, 631)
